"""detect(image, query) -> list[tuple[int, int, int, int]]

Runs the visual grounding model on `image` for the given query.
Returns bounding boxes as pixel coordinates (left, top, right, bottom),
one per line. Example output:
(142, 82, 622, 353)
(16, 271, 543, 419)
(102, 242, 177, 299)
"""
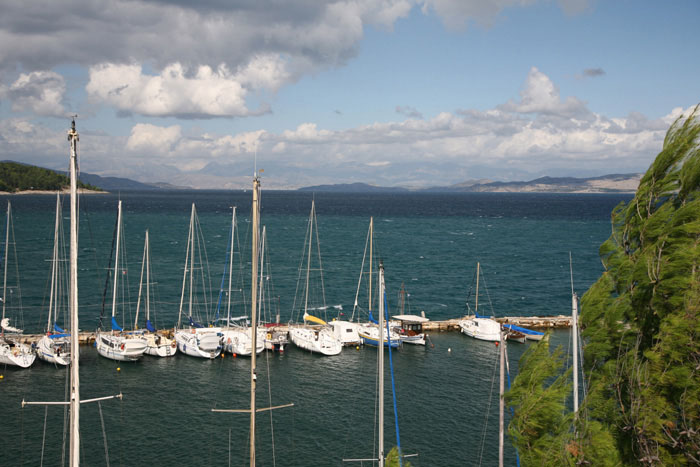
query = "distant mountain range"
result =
(299, 173, 642, 193)
(3, 161, 641, 193)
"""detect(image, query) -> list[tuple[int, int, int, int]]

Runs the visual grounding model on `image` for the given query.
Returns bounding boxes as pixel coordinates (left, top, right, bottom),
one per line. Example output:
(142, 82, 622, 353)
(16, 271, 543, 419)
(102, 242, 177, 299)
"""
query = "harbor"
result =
(11, 315, 572, 347)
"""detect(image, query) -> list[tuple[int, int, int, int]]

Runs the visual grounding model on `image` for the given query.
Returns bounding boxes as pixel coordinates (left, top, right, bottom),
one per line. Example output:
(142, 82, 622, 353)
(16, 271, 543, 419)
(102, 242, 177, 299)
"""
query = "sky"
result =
(0, 0, 698, 189)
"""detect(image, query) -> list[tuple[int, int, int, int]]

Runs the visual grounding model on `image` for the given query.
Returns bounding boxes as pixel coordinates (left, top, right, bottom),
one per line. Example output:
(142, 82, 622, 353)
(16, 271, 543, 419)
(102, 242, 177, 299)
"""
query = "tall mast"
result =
(226, 207, 236, 327)
(48, 195, 61, 331)
(68, 117, 80, 467)
(303, 201, 314, 316)
(499, 327, 505, 467)
(249, 173, 260, 467)
(570, 253, 579, 414)
(475, 262, 480, 314)
(378, 261, 385, 467)
(145, 230, 150, 323)
(2, 201, 9, 334)
(111, 201, 122, 320)
(189, 204, 195, 322)
(369, 217, 373, 312)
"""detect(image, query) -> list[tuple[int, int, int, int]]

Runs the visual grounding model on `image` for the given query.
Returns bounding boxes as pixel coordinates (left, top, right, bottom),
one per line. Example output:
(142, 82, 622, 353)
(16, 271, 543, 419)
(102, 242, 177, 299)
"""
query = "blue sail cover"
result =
(49, 333, 69, 339)
(367, 310, 379, 325)
(111, 316, 123, 331)
(503, 323, 544, 336)
(146, 319, 156, 332)
(189, 316, 204, 328)
(53, 323, 66, 333)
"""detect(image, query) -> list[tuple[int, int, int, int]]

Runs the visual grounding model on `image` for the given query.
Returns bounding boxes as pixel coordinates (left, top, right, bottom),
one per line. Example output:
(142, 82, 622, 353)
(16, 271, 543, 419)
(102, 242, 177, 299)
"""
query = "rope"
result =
(477, 345, 500, 466)
(97, 401, 111, 467)
(40, 405, 48, 466)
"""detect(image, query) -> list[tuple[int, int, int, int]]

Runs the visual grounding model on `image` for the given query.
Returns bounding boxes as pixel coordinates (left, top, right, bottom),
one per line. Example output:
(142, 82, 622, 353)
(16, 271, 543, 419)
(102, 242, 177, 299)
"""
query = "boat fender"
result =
(171, 341, 176, 348)
(227, 337, 232, 344)
(120, 343, 125, 351)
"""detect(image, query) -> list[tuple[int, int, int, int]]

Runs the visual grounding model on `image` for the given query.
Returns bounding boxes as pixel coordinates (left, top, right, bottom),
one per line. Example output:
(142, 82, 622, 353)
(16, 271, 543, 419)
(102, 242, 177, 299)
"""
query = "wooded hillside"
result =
(0, 162, 100, 192)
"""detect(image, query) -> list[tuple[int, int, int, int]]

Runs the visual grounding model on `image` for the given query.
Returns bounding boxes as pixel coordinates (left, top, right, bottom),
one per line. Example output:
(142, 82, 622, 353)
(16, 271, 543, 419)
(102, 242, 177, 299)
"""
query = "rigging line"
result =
(385, 290, 403, 466)
(97, 401, 111, 467)
(40, 404, 48, 467)
(477, 345, 500, 467)
(99, 213, 119, 330)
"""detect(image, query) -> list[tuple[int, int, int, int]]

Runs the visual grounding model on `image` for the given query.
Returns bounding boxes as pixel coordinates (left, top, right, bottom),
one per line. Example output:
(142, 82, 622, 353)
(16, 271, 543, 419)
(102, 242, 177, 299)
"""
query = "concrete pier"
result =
(13, 315, 571, 346)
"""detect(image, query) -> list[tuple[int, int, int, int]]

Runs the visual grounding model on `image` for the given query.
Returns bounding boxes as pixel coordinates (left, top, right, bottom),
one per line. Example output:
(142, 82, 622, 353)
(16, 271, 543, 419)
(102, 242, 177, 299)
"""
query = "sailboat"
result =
(390, 283, 428, 346)
(36, 194, 71, 365)
(174, 203, 222, 359)
(288, 200, 342, 356)
(219, 207, 263, 356)
(133, 230, 177, 357)
(95, 200, 148, 361)
(349, 217, 401, 348)
(459, 262, 502, 342)
(0, 201, 36, 368)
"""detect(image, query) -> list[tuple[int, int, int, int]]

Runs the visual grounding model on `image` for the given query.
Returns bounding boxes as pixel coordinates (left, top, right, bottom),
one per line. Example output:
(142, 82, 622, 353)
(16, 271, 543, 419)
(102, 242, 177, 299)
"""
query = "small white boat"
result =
(134, 230, 177, 357)
(289, 201, 343, 356)
(174, 327, 221, 358)
(357, 322, 401, 348)
(174, 204, 222, 359)
(289, 322, 342, 356)
(37, 194, 72, 366)
(95, 200, 147, 362)
(221, 326, 263, 356)
(459, 262, 503, 342)
(391, 314, 429, 346)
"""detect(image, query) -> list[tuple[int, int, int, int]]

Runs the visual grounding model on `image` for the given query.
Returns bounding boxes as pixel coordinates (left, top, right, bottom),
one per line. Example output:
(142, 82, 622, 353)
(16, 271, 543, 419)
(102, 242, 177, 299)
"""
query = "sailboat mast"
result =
(189, 204, 195, 322)
(570, 253, 579, 414)
(303, 201, 314, 316)
(110, 201, 122, 320)
(369, 217, 373, 312)
(499, 327, 505, 467)
(68, 118, 80, 467)
(2, 202, 9, 330)
(475, 262, 480, 315)
(226, 207, 236, 327)
(378, 261, 385, 467)
(48, 194, 60, 331)
(250, 174, 260, 467)
(145, 230, 150, 323)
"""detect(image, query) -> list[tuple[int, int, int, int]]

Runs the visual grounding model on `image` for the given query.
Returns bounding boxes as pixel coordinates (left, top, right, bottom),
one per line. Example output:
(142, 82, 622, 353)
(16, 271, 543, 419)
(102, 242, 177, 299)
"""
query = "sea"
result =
(0, 189, 631, 466)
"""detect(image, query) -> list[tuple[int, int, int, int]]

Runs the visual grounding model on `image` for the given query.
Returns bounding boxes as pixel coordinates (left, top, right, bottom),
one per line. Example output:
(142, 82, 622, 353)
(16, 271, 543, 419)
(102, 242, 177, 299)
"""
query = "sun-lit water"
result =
(0, 190, 629, 466)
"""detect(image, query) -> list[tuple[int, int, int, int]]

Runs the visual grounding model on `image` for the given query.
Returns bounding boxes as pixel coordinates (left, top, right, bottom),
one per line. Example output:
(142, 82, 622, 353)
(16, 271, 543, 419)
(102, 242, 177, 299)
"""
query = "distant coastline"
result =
(0, 188, 107, 195)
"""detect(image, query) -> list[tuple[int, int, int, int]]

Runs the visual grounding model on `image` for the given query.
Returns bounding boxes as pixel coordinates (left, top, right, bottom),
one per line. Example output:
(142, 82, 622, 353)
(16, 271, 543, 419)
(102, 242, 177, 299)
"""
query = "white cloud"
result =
(86, 62, 272, 118)
(0, 69, 675, 189)
(500, 67, 589, 118)
(6, 71, 66, 117)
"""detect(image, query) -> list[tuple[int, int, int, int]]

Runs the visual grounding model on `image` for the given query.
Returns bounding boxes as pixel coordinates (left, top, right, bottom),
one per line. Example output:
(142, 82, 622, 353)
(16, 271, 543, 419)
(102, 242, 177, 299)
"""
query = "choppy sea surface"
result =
(0, 190, 630, 466)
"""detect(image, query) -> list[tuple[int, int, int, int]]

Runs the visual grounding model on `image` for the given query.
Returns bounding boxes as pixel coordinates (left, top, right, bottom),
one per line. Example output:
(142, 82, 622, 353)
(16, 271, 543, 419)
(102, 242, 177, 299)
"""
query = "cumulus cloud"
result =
(6, 71, 66, 117)
(500, 67, 590, 118)
(86, 62, 279, 118)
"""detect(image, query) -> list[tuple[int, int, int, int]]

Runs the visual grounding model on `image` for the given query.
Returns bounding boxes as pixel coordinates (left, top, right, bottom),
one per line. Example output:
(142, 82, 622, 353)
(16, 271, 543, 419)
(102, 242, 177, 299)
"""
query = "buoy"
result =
(448, 348, 452, 353)
(233, 353, 237, 358)
(495, 342, 499, 347)
(0, 374, 4, 379)
(356, 346, 360, 351)
(221, 353, 225, 359)
(117, 367, 121, 372)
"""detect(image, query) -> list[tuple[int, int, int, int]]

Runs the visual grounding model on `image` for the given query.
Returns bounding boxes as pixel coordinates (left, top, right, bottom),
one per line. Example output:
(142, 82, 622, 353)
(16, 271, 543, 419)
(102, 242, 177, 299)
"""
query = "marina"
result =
(0, 178, 629, 466)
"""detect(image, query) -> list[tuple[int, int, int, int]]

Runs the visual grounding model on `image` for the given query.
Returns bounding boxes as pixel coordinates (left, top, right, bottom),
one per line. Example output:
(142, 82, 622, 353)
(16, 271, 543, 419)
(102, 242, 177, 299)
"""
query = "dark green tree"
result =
(507, 105, 700, 466)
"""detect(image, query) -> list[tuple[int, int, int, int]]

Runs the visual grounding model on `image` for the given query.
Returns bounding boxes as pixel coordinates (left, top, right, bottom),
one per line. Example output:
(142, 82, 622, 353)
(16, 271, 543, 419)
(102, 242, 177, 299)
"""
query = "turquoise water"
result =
(0, 190, 629, 466)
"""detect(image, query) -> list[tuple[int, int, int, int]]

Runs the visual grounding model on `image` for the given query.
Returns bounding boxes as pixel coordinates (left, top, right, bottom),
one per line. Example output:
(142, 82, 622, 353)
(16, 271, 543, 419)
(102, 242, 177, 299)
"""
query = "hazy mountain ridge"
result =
(301, 174, 642, 193)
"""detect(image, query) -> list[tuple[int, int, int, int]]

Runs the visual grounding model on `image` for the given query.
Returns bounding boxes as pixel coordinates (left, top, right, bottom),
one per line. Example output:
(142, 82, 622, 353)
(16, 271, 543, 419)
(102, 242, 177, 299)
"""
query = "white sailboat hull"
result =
(221, 328, 264, 356)
(36, 334, 70, 365)
(289, 326, 342, 356)
(143, 333, 177, 357)
(263, 327, 288, 351)
(459, 317, 501, 342)
(175, 328, 221, 359)
(95, 332, 148, 361)
(358, 323, 401, 348)
(0, 339, 36, 368)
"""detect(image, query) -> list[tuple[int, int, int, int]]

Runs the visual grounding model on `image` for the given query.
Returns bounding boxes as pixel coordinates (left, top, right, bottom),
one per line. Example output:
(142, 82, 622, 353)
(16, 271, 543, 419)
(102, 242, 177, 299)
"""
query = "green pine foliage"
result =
(507, 105, 700, 466)
(505, 335, 575, 466)
(385, 447, 413, 467)
(0, 161, 100, 192)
